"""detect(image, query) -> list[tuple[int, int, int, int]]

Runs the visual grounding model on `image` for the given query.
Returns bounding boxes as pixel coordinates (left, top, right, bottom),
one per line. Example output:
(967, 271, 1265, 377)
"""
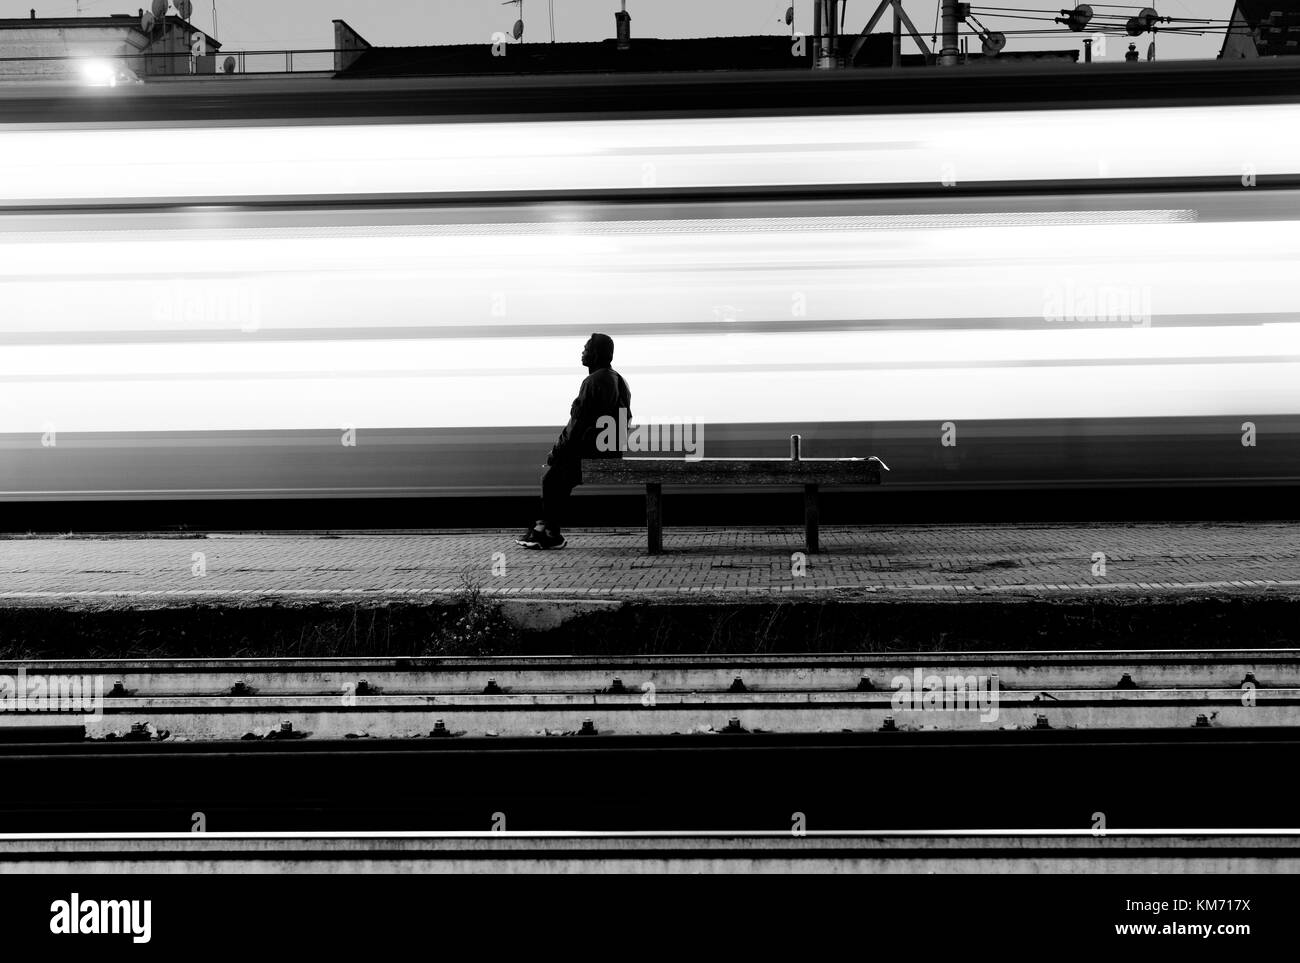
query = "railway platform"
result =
(0, 521, 1295, 656)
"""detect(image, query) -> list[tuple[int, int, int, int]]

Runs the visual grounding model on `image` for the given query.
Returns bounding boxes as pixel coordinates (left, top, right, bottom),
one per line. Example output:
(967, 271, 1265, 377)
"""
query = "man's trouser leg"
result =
(541, 462, 579, 535)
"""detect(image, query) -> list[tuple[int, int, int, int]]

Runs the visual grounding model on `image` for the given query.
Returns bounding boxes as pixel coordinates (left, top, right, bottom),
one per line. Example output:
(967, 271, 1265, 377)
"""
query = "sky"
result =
(1, 0, 1244, 62)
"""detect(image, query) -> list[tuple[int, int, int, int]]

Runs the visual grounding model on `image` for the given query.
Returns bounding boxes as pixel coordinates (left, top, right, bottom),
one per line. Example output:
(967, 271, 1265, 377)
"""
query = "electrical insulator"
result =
(1126, 7, 1159, 35)
(966, 12, 1006, 56)
(1057, 4, 1093, 32)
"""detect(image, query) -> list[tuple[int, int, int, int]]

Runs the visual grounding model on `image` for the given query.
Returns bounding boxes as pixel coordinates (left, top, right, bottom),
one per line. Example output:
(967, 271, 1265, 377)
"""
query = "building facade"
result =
(1220, 1, 1300, 58)
(0, 11, 220, 84)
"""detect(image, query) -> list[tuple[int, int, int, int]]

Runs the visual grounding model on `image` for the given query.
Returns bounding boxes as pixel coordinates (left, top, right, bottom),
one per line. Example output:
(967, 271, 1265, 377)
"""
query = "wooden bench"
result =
(582, 434, 888, 554)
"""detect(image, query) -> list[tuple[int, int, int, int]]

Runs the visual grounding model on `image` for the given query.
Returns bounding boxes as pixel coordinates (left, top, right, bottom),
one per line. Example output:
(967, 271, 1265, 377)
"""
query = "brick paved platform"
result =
(0, 523, 1295, 656)
(0, 523, 1296, 603)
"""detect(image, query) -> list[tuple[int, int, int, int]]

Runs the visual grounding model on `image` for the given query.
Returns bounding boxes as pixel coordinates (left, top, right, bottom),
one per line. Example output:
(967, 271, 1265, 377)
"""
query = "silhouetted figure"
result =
(516, 333, 631, 550)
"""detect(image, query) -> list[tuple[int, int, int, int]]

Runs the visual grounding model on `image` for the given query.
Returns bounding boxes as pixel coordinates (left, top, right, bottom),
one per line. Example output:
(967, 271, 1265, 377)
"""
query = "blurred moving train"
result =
(0, 61, 1297, 516)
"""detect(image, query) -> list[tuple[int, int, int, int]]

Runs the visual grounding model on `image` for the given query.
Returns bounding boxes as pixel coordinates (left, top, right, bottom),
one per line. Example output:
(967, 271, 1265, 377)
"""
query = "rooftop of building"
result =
(337, 31, 1075, 78)
(1221, 0, 1300, 57)
(0, 11, 219, 46)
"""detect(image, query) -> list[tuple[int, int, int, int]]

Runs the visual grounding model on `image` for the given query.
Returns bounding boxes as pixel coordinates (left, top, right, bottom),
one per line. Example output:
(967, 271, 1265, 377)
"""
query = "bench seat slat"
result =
(581, 459, 882, 486)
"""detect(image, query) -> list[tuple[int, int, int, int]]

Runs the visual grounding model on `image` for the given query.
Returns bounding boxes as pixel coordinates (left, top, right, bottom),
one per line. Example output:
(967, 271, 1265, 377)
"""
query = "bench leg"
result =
(646, 483, 663, 555)
(803, 483, 820, 554)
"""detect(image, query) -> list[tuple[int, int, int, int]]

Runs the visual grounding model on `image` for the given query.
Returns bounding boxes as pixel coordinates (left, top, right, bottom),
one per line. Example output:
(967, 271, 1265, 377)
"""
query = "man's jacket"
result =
(549, 366, 632, 476)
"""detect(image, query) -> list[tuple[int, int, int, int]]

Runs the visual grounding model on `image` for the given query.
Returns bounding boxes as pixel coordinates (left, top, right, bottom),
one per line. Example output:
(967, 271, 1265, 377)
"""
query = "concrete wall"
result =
(0, 24, 147, 83)
(333, 19, 371, 74)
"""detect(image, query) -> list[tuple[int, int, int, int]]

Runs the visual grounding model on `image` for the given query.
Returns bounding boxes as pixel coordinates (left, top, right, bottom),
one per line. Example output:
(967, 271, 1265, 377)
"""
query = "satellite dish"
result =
(141, 10, 156, 31)
(150, 0, 167, 19)
(1125, 16, 1143, 35)
(223, 55, 236, 73)
(512, 18, 523, 39)
(981, 31, 1006, 55)
(785, 6, 794, 26)
(177, 0, 192, 20)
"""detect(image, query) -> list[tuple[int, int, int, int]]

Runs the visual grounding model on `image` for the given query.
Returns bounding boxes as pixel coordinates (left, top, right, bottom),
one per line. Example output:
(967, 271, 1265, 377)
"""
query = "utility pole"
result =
(892, 3, 901, 68)
(940, 0, 960, 65)
(813, 0, 841, 70)
(813, 0, 823, 65)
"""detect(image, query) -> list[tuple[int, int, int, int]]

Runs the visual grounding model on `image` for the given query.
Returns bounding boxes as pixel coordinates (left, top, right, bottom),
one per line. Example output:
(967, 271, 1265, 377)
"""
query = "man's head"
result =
(582, 333, 615, 369)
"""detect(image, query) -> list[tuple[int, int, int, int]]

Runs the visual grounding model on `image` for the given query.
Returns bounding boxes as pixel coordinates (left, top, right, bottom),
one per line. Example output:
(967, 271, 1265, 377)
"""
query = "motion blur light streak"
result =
(4, 104, 1300, 203)
(5, 211, 1300, 342)
(0, 93, 1298, 499)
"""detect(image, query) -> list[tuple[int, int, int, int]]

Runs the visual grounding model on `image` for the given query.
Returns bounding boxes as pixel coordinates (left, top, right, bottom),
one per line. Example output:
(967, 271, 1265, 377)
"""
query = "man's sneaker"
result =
(515, 525, 544, 547)
(525, 529, 566, 550)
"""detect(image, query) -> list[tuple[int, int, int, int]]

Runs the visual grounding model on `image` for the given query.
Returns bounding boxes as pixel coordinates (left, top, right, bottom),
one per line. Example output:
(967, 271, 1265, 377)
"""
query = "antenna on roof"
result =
(177, 0, 193, 20)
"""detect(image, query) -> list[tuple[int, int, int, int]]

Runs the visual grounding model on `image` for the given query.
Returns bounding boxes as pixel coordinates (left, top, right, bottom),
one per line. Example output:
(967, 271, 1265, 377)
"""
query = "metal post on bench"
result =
(793, 434, 819, 553)
(645, 482, 663, 555)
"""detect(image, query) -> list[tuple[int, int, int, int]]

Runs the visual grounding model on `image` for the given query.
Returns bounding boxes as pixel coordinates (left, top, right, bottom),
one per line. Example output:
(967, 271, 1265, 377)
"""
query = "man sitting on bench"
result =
(516, 333, 632, 550)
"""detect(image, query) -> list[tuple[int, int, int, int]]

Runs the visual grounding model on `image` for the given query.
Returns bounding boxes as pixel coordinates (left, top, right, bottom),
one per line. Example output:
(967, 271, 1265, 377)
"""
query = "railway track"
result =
(1, 652, 1294, 868)
(9, 650, 1291, 693)
(0, 650, 1293, 739)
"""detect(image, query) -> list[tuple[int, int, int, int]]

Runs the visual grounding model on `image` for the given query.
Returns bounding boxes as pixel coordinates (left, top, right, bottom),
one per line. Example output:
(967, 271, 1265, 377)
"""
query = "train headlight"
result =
(79, 60, 119, 88)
